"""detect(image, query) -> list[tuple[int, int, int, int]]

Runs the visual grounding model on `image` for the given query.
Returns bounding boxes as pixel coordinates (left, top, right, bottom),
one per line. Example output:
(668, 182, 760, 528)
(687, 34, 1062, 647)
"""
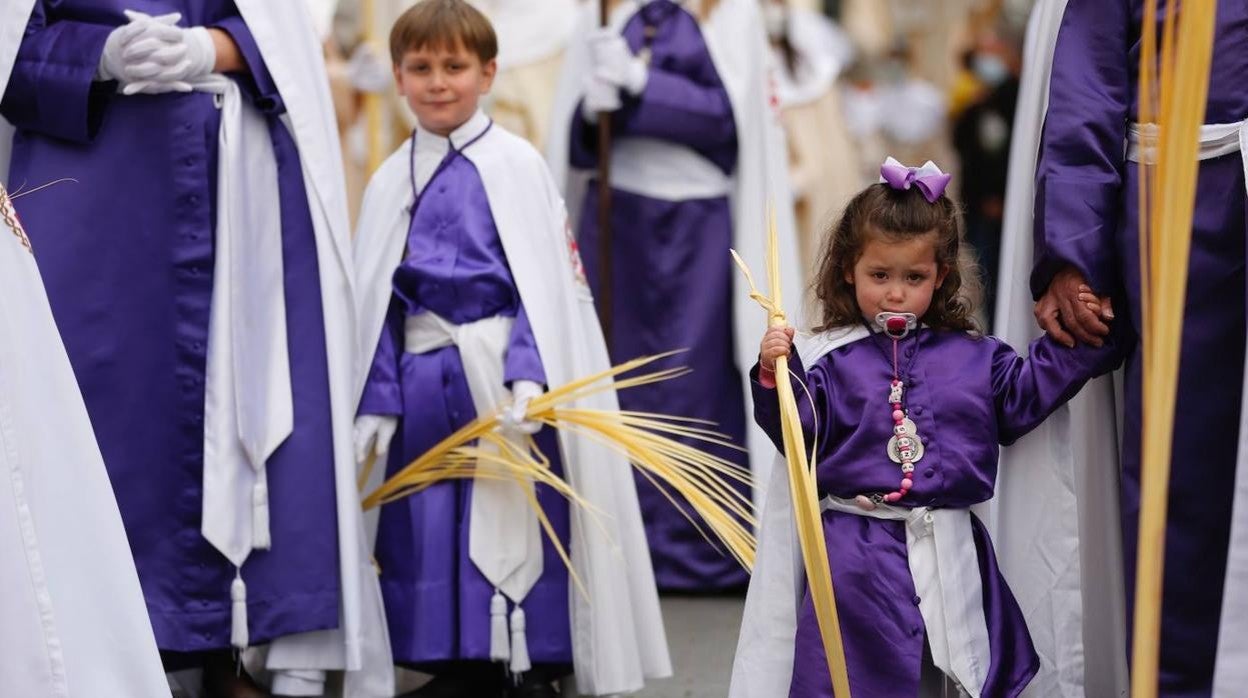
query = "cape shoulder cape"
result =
(353, 123, 672, 695)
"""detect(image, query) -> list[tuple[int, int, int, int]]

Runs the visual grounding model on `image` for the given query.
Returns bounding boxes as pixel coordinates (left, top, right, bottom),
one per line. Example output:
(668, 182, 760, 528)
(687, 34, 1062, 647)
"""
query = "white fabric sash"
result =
(821, 496, 990, 697)
(197, 75, 291, 576)
(611, 137, 732, 201)
(1127, 119, 1248, 166)
(403, 312, 543, 604)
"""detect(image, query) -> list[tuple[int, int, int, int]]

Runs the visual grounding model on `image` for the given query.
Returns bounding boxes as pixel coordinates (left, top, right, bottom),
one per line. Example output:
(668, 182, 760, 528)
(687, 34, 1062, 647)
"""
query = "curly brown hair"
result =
(810, 183, 982, 333)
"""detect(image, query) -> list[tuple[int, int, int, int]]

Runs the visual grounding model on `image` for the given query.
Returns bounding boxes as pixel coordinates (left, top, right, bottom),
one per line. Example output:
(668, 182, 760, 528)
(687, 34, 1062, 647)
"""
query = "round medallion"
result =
(888, 419, 924, 463)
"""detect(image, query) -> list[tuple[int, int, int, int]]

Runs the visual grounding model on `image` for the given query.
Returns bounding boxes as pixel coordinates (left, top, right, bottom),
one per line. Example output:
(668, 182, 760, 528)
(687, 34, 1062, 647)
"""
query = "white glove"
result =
(115, 11, 216, 95)
(353, 414, 399, 464)
(98, 20, 149, 81)
(347, 43, 392, 94)
(588, 29, 647, 95)
(500, 380, 544, 436)
(583, 74, 621, 116)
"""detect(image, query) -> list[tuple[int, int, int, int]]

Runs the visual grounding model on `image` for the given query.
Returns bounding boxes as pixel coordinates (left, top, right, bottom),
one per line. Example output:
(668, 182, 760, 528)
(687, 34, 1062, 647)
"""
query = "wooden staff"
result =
(596, 0, 614, 342)
(363, 0, 384, 175)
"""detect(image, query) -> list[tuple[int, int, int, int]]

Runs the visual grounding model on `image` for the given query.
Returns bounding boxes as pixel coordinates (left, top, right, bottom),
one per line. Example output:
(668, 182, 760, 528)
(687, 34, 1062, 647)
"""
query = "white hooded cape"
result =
(545, 0, 802, 508)
(980, 1, 1129, 695)
(0, 3, 166, 694)
(353, 123, 671, 696)
(0, 3, 393, 694)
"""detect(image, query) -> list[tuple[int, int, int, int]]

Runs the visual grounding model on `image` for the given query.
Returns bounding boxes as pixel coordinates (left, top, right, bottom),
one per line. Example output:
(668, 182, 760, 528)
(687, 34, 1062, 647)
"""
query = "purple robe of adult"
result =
(357, 129, 573, 669)
(1035, 2, 1248, 693)
(569, 0, 749, 592)
(752, 328, 1122, 697)
(0, 1, 340, 653)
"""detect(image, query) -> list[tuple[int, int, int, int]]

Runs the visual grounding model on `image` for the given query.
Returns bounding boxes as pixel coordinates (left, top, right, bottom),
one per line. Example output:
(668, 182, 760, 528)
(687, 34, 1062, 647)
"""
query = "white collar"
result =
(413, 108, 492, 153)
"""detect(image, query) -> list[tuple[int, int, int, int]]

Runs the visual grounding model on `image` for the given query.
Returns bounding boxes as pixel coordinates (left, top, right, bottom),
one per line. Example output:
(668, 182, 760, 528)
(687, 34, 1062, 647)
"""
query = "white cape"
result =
(0, 2, 393, 693)
(0, 3, 167, 692)
(980, 0, 1129, 695)
(353, 122, 671, 695)
(546, 0, 802, 508)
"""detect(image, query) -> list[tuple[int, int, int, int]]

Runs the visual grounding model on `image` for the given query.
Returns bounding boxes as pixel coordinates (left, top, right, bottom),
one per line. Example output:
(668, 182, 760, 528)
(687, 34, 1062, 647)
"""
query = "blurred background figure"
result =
(952, 29, 1020, 330)
(764, 0, 859, 285)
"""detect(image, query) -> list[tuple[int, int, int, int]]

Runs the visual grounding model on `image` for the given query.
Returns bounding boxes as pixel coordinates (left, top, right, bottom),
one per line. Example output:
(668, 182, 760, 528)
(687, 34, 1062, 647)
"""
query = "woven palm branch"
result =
(361, 351, 758, 591)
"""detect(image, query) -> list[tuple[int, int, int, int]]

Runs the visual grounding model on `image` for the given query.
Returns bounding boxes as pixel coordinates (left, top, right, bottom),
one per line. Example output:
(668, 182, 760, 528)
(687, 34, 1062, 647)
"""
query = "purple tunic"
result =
(569, 0, 748, 591)
(752, 329, 1122, 697)
(1036, 2, 1248, 693)
(0, 1, 340, 652)
(358, 130, 572, 668)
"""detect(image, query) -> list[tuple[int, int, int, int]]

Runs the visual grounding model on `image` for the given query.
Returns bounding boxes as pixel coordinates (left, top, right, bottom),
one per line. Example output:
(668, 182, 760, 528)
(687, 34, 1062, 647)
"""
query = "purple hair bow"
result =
(879, 157, 952, 203)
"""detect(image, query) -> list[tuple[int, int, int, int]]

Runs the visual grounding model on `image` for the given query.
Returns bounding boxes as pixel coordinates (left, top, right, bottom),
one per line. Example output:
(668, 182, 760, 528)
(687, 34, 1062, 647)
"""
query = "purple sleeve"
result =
(503, 303, 547, 387)
(0, 4, 113, 143)
(211, 15, 285, 114)
(357, 300, 404, 416)
(1030, 0, 1132, 299)
(750, 352, 826, 454)
(990, 332, 1125, 445)
(569, 69, 737, 168)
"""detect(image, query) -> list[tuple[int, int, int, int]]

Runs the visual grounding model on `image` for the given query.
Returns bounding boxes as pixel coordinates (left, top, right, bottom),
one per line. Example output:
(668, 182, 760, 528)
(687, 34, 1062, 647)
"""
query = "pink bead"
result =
(892, 409, 905, 421)
(901, 478, 913, 489)
(854, 495, 877, 511)
(884, 492, 901, 503)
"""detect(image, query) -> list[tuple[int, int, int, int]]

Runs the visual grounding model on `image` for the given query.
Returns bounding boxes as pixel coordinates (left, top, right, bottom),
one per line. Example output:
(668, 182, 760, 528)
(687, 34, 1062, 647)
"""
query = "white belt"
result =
(610, 136, 732, 201)
(1128, 118, 1248, 165)
(821, 496, 990, 697)
(405, 311, 541, 671)
(196, 73, 291, 649)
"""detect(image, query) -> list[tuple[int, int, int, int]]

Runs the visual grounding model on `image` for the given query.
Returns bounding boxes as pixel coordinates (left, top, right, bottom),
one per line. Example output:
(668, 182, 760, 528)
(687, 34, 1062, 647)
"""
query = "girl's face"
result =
(394, 43, 496, 137)
(845, 231, 949, 322)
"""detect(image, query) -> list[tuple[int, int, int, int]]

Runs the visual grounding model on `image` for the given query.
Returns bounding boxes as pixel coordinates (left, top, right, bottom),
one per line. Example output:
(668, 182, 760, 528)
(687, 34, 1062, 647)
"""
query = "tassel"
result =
(489, 590, 510, 662)
(230, 571, 249, 649)
(509, 606, 531, 674)
(252, 476, 271, 550)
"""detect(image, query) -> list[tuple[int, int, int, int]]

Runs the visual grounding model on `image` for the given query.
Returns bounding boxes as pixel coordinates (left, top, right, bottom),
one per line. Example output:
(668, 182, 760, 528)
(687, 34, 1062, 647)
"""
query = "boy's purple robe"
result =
(1036, 1, 1248, 693)
(752, 329, 1121, 698)
(357, 137, 573, 668)
(0, 0, 340, 652)
(569, 0, 749, 592)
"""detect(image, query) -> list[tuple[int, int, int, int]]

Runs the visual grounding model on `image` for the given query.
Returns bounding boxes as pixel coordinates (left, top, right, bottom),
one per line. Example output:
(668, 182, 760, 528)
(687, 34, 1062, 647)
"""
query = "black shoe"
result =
(507, 674, 561, 698)
(401, 673, 507, 698)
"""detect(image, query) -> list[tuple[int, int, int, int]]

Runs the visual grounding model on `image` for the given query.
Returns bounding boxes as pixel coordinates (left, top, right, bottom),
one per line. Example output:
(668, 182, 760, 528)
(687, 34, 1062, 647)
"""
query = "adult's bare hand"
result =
(1034, 266, 1114, 348)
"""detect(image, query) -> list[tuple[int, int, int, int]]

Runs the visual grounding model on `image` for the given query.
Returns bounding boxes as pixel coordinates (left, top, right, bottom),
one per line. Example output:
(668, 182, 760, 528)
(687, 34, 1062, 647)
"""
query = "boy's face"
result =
(394, 43, 496, 137)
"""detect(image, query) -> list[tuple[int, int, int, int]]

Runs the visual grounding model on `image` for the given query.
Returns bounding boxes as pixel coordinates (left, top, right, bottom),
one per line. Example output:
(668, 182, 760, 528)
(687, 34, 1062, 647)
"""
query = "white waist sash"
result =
(821, 496, 990, 697)
(404, 311, 542, 669)
(194, 73, 292, 649)
(1127, 118, 1248, 165)
(610, 136, 732, 201)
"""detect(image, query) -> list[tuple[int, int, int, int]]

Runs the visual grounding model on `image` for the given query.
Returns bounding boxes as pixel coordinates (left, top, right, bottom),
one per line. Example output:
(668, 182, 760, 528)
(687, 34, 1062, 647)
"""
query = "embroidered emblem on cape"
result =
(0, 187, 32, 254)
(566, 222, 590, 289)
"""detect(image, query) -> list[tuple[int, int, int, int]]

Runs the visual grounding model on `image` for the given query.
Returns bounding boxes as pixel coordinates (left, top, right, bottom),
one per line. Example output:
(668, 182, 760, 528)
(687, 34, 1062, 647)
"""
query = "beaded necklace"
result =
(855, 312, 924, 511)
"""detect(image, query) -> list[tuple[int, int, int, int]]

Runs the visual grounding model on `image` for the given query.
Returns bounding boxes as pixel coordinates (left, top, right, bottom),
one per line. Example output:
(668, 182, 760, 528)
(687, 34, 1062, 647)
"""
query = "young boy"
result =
(351, 2, 671, 696)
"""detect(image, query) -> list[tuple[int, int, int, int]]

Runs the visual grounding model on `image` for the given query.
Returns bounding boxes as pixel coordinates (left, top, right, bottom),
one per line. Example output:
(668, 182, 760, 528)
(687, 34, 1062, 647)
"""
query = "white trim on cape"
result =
(727, 325, 870, 698)
(545, 0, 803, 511)
(980, 1, 1129, 696)
(353, 120, 671, 696)
(229, 4, 393, 694)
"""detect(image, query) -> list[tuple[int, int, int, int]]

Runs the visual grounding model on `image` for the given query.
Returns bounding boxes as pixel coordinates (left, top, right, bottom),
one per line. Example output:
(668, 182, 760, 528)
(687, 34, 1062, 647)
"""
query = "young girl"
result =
(729, 160, 1123, 698)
